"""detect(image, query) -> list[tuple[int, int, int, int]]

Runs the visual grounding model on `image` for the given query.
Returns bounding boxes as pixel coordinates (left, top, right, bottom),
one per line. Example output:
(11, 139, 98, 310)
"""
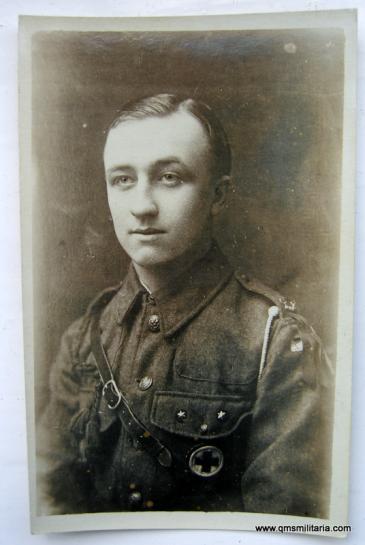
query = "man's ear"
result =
(211, 175, 231, 216)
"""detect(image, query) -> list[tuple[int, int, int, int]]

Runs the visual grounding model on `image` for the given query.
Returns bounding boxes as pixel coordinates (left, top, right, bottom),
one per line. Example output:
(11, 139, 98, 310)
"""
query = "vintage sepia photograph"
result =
(19, 10, 356, 535)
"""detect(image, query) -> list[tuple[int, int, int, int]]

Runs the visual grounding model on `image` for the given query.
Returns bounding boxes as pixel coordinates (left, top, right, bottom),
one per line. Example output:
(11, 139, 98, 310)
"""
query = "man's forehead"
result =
(103, 110, 210, 166)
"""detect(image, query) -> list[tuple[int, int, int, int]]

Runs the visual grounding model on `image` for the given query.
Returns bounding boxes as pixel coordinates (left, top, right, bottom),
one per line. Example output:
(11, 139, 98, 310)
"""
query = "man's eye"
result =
(112, 175, 133, 186)
(159, 173, 182, 186)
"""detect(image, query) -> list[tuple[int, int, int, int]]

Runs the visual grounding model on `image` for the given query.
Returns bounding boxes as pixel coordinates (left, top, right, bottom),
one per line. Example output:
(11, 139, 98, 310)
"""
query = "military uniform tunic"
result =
(37, 244, 333, 516)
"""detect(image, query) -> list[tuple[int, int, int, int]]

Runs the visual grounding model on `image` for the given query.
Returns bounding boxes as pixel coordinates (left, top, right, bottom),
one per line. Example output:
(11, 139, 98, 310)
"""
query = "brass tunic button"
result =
(291, 336, 304, 353)
(147, 294, 156, 305)
(139, 376, 153, 391)
(148, 314, 160, 332)
(129, 490, 143, 507)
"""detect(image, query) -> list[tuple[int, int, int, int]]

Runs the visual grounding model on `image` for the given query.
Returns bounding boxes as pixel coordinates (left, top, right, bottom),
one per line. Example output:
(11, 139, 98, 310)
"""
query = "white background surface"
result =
(0, 1, 363, 544)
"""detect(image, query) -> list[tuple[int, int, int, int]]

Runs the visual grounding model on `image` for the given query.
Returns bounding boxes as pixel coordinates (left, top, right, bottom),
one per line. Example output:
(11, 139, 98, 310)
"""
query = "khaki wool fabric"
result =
(37, 243, 333, 516)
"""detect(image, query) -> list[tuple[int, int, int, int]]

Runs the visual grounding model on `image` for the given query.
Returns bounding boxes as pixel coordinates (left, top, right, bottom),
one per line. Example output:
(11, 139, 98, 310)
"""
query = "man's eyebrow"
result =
(151, 157, 188, 168)
(106, 165, 135, 175)
(106, 165, 134, 174)
(106, 156, 190, 174)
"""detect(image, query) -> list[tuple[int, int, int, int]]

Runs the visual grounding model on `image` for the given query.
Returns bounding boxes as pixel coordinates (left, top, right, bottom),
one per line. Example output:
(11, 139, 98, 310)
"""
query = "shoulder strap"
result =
(87, 284, 122, 316)
(235, 271, 297, 385)
(235, 271, 296, 316)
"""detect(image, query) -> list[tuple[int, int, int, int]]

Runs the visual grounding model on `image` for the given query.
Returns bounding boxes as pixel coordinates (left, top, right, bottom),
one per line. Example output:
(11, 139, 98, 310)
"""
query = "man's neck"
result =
(132, 238, 213, 294)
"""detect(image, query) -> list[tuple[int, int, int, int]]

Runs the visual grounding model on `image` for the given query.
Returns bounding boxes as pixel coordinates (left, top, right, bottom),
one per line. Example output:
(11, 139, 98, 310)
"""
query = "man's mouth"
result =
(130, 228, 166, 235)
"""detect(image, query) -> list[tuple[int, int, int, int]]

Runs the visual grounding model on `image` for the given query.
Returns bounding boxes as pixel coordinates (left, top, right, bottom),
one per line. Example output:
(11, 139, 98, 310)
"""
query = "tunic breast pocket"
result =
(148, 393, 251, 509)
(173, 324, 260, 389)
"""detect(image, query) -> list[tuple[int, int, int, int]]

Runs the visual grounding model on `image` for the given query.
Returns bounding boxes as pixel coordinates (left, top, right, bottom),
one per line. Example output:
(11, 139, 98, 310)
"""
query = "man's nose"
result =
(130, 178, 158, 218)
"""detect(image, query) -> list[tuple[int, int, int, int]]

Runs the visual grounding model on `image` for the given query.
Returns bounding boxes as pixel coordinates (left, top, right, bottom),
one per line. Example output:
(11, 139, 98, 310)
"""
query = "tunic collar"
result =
(114, 242, 233, 337)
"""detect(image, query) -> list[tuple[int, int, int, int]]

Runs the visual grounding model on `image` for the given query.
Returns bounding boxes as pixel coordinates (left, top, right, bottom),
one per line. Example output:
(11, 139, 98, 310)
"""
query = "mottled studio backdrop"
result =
(32, 29, 344, 413)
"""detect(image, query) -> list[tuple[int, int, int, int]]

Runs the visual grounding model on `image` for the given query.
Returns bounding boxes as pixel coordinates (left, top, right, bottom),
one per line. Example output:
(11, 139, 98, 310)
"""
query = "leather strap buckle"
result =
(102, 379, 122, 410)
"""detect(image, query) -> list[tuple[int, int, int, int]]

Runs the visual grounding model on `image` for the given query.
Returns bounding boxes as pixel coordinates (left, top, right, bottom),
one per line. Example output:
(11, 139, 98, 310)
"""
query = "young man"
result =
(37, 94, 333, 517)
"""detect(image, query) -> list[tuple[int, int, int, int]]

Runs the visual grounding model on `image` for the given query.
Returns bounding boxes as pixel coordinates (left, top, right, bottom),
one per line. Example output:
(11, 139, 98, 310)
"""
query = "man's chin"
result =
(126, 247, 174, 269)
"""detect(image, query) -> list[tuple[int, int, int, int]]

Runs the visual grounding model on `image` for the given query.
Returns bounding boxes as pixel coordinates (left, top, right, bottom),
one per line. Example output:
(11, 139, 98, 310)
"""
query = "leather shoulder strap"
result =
(235, 271, 297, 385)
(235, 271, 296, 317)
(88, 291, 172, 468)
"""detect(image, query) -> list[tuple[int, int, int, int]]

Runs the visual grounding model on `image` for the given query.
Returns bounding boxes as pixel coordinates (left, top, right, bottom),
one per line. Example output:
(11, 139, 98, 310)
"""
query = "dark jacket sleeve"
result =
(36, 317, 96, 515)
(241, 313, 334, 518)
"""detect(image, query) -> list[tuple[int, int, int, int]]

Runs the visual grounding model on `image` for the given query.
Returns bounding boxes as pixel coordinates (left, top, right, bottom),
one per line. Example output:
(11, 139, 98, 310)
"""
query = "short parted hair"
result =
(107, 93, 231, 180)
